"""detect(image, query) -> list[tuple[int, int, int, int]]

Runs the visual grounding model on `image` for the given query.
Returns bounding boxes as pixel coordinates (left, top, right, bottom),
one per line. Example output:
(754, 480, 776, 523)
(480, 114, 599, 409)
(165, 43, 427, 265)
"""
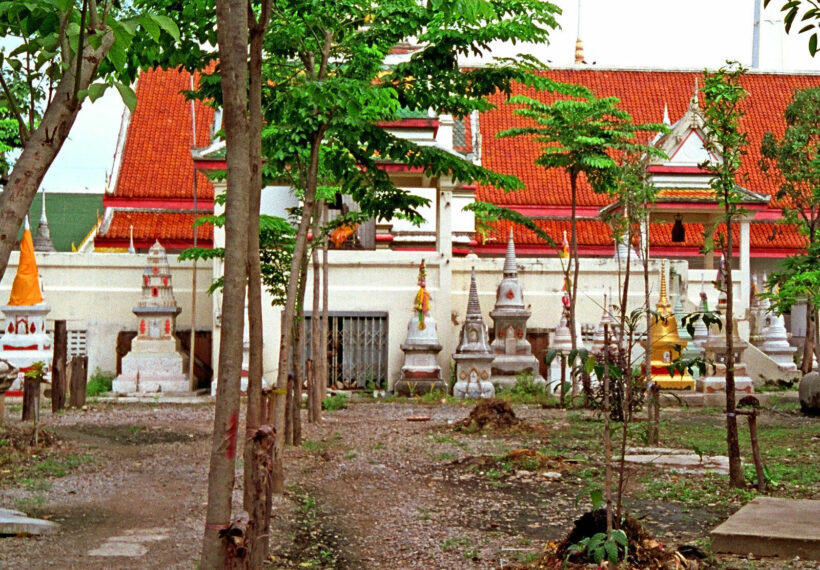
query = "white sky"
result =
(40, 0, 820, 194)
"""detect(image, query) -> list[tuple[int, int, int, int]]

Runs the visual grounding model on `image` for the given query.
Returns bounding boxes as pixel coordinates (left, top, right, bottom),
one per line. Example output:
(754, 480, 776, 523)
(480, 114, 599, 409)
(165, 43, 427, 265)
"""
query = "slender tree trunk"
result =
(242, 7, 273, 564)
(292, 253, 311, 446)
(802, 302, 816, 374)
(202, 1, 251, 566)
(271, 130, 324, 493)
(321, 204, 330, 402)
(724, 222, 744, 488)
(309, 204, 323, 422)
(569, 170, 579, 354)
(0, 33, 115, 281)
(603, 323, 613, 538)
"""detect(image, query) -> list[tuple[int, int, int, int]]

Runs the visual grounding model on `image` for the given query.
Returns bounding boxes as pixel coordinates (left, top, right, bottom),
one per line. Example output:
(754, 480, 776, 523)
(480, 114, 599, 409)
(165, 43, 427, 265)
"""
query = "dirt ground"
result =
(0, 398, 816, 569)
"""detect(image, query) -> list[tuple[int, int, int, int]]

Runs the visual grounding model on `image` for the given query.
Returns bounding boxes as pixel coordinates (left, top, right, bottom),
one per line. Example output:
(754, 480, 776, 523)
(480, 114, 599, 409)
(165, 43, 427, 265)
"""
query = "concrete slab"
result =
(711, 497, 820, 561)
(88, 541, 148, 557)
(623, 452, 729, 474)
(0, 513, 60, 535)
(659, 391, 799, 408)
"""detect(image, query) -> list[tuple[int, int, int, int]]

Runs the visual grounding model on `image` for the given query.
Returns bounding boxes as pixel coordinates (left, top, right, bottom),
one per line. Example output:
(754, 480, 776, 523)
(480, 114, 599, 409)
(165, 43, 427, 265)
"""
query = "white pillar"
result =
(436, 177, 454, 367)
(740, 218, 751, 315)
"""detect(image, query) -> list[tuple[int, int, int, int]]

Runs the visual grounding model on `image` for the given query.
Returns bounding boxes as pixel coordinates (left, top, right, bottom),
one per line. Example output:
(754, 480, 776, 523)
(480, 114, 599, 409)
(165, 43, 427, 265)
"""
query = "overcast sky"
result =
(39, 0, 820, 194)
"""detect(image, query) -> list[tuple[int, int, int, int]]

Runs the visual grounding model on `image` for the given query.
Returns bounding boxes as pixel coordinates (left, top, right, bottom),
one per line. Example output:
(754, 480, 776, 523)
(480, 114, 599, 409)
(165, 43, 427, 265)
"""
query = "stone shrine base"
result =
(712, 497, 820, 560)
(113, 347, 189, 394)
(696, 376, 754, 394)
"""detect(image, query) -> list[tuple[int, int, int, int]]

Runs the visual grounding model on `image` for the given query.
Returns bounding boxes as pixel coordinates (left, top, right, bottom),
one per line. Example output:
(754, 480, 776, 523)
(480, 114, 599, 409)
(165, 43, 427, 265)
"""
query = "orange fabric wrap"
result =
(8, 229, 43, 306)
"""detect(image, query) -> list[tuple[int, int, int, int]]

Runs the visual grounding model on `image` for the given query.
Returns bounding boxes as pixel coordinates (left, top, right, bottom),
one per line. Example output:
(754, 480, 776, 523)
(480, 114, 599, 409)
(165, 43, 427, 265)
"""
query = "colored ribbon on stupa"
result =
(8, 218, 43, 306)
(559, 230, 569, 259)
(413, 260, 430, 330)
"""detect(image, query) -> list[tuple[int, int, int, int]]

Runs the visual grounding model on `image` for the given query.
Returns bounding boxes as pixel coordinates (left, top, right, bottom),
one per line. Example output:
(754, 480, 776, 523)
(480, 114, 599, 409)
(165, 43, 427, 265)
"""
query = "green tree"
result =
(496, 89, 666, 368)
(700, 62, 749, 489)
(0, 0, 179, 281)
(760, 86, 820, 373)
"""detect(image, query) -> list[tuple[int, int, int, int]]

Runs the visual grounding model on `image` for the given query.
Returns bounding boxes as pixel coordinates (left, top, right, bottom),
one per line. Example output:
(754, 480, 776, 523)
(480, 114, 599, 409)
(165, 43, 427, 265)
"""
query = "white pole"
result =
(188, 73, 199, 392)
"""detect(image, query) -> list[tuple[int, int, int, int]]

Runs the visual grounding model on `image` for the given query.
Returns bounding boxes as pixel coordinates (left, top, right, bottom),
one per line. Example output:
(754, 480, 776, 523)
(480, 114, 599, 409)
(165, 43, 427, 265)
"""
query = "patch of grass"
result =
(434, 452, 455, 461)
(343, 452, 357, 460)
(322, 393, 348, 411)
(517, 551, 540, 563)
(431, 434, 468, 449)
(639, 472, 757, 507)
(485, 468, 504, 480)
(418, 390, 459, 405)
(302, 440, 325, 452)
(126, 426, 143, 435)
(86, 368, 114, 397)
(441, 536, 473, 552)
(371, 442, 386, 451)
(20, 477, 51, 492)
(14, 494, 45, 515)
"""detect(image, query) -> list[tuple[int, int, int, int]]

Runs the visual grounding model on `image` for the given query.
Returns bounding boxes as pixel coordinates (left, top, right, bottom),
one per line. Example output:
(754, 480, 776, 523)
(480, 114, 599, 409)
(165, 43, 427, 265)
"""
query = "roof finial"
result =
(662, 103, 671, 126)
(128, 225, 136, 254)
(690, 78, 700, 109)
(574, 0, 584, 65)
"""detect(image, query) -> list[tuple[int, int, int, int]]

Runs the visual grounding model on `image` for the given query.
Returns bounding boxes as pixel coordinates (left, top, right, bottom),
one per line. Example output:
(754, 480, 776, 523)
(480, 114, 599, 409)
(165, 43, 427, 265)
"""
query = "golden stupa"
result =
(644, 260, 694, 390)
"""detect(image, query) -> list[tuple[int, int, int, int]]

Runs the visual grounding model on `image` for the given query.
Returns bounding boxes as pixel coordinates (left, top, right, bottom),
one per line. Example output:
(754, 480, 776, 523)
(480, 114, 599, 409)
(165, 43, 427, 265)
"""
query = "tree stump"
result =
(69, 355, 88, 408)
(51, 320, 67, 412)
(22, 377, 40, 422)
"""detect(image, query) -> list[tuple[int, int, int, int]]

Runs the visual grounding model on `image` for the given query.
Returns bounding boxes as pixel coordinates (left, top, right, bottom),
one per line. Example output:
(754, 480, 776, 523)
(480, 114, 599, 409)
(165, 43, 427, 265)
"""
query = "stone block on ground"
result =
(799, 372, 820, 415)
(0, 512, 60, 535)
(711, 497, 820, 560)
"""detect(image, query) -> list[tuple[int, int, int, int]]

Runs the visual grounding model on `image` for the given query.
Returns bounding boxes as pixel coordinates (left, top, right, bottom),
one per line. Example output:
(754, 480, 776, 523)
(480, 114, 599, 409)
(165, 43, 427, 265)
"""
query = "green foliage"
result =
(23, 361, 46, 380)
(764, 0, 820, 55)
(321, 393, 348, 412)
(86, 368, 114, 397)
(566, 529, 628, 567)
(760, 87, 820, 329)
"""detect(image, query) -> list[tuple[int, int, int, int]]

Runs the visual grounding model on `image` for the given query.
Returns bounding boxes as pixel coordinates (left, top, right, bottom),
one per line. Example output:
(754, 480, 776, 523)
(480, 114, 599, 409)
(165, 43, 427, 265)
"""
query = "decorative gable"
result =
(650, 80, 720, 168)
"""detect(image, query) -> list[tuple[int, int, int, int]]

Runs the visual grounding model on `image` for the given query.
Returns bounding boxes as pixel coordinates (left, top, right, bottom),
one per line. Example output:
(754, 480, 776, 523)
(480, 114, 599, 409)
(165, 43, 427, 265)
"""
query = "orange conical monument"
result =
(0, 217, 53, 385)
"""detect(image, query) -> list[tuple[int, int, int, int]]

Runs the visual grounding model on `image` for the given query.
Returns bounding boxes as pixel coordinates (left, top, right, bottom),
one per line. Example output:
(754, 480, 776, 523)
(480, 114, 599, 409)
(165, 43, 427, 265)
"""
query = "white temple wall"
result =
(285, 253, 693, 391)
(0, 251, 212, 376)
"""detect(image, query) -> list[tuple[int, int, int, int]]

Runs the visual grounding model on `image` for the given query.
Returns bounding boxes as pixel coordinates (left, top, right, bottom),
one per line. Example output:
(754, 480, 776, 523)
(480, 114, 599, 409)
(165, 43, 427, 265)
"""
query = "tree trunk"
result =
(0, 34, 114, 282)
(202, 0, 251, 566)
(602, 323, 612, 537)
(309, 205, 323, 422)
(241, 8, 272, 564)
(271, 131, 323, 494)
(22, 377, 40, 422)
(724, 225, 744, 488)
(51, 320, 67, 413)
(69, 355, 88, 408)
(291, 255, 310, 446)
(802, 302, 816, 374)
(321, 204, 330, 403)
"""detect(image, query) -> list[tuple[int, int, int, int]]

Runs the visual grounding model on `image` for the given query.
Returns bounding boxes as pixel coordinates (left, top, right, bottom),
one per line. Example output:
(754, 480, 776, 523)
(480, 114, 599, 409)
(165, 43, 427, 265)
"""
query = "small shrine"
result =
(0, 218, 52, 385)
(591, 291, 617, 356)
(672, 271, 703, 374)
(748, 275, 768, 348)
(113, 241, 189, 394)
(452, 269, 495, 399)
(644, 260, 694, 389)
(698, 268, 754, 394)
(548, 289, 574, 390)
(395, 260, 447, 396)
(760, 304, 797, 371)
(489, 231, 545, 390)
(33, 190, 56, 252)
(691, 279, 710, 349)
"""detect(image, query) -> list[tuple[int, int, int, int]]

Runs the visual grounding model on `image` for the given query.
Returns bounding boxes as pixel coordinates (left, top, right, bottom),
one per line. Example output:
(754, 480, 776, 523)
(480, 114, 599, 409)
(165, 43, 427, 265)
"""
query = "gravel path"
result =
(0, 399, 815, 569)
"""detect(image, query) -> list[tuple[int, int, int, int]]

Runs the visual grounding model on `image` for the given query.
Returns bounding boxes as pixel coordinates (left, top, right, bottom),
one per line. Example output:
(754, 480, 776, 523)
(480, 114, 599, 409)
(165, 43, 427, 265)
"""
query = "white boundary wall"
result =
(0, 251, 212, 375)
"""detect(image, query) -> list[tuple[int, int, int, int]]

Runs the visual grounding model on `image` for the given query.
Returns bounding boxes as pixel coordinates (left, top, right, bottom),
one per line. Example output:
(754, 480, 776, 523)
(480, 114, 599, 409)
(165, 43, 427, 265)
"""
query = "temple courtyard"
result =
(0, 396, 817, 569)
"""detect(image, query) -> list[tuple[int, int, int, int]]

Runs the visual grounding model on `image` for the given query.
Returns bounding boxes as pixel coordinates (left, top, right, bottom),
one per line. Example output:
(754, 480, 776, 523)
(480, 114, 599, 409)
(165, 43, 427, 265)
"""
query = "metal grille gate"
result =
(303, 312, 388, 389)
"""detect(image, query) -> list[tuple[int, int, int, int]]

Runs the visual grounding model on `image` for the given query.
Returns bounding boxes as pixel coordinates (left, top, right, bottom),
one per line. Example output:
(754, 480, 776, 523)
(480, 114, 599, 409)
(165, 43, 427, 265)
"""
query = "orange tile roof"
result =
(95, 211, 213, 251)
(477, 69, 819, 209)
(114, 68, 215, 201)
(484, 219, 807, 253)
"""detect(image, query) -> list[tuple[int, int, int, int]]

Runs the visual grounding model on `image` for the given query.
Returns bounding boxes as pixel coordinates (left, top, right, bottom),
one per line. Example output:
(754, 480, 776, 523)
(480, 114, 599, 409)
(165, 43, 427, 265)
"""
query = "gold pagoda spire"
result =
(657, 259, 672, 318)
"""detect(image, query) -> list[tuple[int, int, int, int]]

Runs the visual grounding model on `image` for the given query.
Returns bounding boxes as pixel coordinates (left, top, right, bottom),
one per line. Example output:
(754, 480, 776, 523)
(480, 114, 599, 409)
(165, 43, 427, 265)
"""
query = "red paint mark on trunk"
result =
(226, 412, 238, 459)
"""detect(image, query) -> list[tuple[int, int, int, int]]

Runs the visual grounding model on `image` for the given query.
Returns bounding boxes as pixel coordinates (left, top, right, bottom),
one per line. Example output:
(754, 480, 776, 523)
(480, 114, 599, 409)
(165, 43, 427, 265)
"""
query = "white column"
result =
(436, 177, 454, 365)
(740, 218, 751, 315)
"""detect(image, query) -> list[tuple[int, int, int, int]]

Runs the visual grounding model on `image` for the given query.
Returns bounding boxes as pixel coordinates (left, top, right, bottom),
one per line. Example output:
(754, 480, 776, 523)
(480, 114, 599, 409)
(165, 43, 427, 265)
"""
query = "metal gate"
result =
(303, 312, 388, 389)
